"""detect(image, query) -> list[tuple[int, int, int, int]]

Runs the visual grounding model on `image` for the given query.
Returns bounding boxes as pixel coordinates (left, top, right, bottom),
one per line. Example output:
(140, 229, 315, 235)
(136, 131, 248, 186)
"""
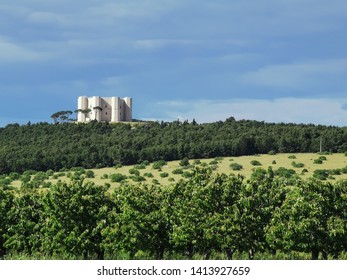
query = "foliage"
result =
(230, 162, 243, 171)
(1, 168, 347, 260)
(250, 160, 262, 166)
(110, 173, 127, 183)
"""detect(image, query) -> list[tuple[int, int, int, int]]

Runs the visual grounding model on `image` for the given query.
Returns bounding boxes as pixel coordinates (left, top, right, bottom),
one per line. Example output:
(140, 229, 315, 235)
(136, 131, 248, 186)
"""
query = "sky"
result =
(1, 0, 347, 127)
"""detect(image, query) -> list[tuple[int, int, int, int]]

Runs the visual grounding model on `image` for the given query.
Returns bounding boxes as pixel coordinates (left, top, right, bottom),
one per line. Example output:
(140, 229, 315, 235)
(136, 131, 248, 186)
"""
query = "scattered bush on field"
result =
(110, 173, 127, 182)
(230, 163, 243, 171)
(250, 160, 262, 166)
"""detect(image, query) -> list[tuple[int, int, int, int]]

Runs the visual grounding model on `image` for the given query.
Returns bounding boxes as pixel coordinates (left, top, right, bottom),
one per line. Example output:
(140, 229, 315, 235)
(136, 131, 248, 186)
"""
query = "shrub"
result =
(193, 159, 201, 165)
(46, 170, 55, 177)
(301, 168, 309, 174)
(179, 157, 190, 167)
(268, 150, 276, 155)
(172, 168, 184, 175)
(168, 178, 175, 182)
(152, 160, 167, 170)
(110, 173, 127, 182)
(230, 163, 243, 171)
(272, 160, 277, 164)
(129, 168, 140, 176)
(85, 170, 95, 178)
(144, 172, 154, 178)
(209, 160, 219, 165)
(33, 171, 49, 181)
(182, 171, 193, 178)
(313, 159, 323, 164)
(152, 179, 159, 185)
(250, 160, 262, 166)
(292, 161, 305, 168)
(160, 172, 169, 178)
(134, 163, 146, 170)
(275, 167, 296, 178)
(210, 164, 218, 171)
(318, 156, 327, 161)
(131, 175, 146, 182)
(288, 155, 296, 159)
(101, 174, 109, 179)
(313, 169, 329, 180)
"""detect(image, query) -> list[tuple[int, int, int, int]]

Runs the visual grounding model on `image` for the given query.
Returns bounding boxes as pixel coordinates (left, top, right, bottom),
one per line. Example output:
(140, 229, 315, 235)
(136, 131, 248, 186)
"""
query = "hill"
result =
(0, 117, 346, 174)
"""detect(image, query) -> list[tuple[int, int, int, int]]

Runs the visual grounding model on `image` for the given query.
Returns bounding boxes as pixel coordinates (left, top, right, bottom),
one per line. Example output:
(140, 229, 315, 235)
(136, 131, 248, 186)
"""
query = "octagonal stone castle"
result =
(77, 96, 132, 123)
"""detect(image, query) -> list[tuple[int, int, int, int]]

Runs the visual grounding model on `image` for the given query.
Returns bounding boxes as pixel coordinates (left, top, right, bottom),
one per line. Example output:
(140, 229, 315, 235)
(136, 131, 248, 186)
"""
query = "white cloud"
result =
(155, 98, 347, 126)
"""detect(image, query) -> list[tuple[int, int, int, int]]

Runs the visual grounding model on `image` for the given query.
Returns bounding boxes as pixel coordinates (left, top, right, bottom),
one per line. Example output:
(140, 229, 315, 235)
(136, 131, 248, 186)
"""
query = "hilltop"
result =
(0, 117, 346, 174)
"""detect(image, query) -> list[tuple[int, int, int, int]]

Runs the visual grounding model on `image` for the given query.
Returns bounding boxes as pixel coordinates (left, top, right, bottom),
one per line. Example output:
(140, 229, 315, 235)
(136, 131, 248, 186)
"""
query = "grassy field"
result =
(9, 153, 347, 190)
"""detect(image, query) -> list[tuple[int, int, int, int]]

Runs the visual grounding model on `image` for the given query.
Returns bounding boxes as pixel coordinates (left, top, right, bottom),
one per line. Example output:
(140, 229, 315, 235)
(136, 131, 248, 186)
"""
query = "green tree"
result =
(40, 180, 112, 259)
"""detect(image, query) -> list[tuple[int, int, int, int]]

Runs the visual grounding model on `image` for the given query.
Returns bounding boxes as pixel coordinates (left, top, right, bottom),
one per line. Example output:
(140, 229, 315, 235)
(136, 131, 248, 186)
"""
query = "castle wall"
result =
(77, 96, 132, 123)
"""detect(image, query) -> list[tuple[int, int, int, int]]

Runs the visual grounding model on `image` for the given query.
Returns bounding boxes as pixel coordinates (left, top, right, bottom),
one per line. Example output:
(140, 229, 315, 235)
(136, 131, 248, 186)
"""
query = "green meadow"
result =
(9, 153, 347, 190)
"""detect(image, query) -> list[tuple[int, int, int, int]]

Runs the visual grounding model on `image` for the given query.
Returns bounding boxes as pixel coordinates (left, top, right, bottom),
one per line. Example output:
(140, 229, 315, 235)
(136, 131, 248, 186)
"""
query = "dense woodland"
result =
(0, 117, 346, 174)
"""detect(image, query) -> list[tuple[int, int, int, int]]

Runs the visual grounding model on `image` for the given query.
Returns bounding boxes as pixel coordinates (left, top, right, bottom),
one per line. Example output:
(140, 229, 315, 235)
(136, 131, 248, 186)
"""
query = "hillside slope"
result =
(0, 118, 346, 174)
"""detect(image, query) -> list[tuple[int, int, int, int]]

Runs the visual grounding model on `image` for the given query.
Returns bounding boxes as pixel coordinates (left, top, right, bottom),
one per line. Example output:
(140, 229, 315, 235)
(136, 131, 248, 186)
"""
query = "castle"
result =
(77, 96, 132, 123)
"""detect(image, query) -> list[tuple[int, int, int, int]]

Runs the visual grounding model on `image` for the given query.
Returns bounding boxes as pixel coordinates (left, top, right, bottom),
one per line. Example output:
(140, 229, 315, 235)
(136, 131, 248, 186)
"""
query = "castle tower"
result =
(77, 96, 88, 122)
(111, 97, 121, 122)
(124, 97, 132, 122)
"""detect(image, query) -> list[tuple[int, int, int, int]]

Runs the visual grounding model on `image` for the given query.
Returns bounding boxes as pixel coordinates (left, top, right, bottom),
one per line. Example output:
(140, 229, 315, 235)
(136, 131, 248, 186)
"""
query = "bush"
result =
(152, 179, 159, 185)
(182, 171, 193, 178)
(129, 168, 140, 176)
(209, 160, 219, 165)
(193, 159, 201, 165)
(313, 169, 329, 180)
(230, 163, 243, 171)
(160, 172, 169, 178)
(33, 171, 49, 181)
(131, 175, 146, 182)
(292, 161, 305, 168)
(168, 177, 175, 182)
(275, 167, 296, 179)
(268, 150, 276, 155)
(45, 169, 54, 177)
(101, 174, 109, 179)
(250, 160, 262, 166)
(313, 159, 323, 164)
(172, 168, 184, 175)
(179, 157, 190, 167)
(318, 156, 327, 161)
(144, 172, 154, 178)
(288, 155, 296, 159)
(134, 164, 146, 170)
(152, 160, 167, 170)
(272, 160, 277, 164)
(110, 173, 127, 182)
(85, 170, 95, 178)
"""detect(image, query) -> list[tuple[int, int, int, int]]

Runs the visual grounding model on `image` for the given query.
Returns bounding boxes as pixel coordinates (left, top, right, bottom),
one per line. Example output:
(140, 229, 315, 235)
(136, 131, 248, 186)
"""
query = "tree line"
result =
(1, 167, 346, 260)
(0, 117, 346, 174)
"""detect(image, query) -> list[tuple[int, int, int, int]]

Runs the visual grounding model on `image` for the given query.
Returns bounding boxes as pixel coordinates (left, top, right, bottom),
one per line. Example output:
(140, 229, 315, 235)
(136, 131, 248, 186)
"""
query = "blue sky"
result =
(1, 0, 347, 126)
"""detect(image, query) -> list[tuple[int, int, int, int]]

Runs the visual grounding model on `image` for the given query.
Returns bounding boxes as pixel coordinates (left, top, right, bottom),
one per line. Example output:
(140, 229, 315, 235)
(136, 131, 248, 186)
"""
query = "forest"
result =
(0, 117, 346, 174)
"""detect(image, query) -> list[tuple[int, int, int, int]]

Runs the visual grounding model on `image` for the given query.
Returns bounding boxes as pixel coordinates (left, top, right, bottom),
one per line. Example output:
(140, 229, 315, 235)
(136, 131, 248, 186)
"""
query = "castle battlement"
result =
(77, 96, 132, 123)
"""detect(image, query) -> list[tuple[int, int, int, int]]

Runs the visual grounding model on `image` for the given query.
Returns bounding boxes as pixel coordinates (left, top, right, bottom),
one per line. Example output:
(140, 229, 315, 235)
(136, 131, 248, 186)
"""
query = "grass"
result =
(9, 153, 347, 190)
